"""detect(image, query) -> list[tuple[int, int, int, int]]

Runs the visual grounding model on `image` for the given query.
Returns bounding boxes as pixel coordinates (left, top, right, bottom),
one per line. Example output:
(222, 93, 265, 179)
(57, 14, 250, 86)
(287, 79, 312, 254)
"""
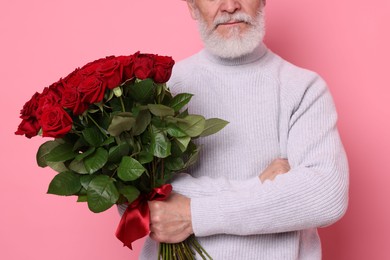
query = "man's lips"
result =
(216, 21, 246, 28)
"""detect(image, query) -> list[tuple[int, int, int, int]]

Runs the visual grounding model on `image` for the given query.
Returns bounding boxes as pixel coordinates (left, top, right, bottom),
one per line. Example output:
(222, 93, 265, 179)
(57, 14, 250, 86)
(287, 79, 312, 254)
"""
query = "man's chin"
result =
(205, 44, 257, 59)
(203, 33, 262, 59)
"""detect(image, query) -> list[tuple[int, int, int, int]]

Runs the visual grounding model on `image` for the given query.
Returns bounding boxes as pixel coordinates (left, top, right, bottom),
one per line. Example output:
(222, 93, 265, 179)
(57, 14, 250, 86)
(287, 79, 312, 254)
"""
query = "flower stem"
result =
(158, 238, 211, 260)
(119, 96, 126, 112)
(161, 159, 165, 180)
(183, 241, 196, 259)
(190, 236, 213, 259)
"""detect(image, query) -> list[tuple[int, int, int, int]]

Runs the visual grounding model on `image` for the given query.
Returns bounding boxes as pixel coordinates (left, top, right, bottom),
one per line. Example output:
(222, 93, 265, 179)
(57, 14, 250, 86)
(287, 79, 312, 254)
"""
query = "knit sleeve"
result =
(186, 77, 349, 237)
(171, 173, 262, 197)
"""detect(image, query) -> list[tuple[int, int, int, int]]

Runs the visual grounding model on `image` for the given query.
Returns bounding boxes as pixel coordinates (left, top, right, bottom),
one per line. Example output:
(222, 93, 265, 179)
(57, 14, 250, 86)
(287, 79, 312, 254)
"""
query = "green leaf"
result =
(78, 187, 87, 196)
(117, 184, 140, 204)
(75, 147, 96, 161)
(46, 161, 68, 173)
(169, 93, 193, 112)
(138, 150, 153, 164)
(200, 118, 229, 137)
(174, 136, 191, 152)
(177, 115, 206, 137)
(47, 171, 81, 196)
(147, 104, 175, 117)
(166, 123, 187, 138)
(77, 195, 88, 202)
(132, 109, 151, 135)
(45, 143, 76, 162)
(102, 163, 119, 174)
(101, 136, 115, 146)
(151, 116, 166, 128)
(161, 88, 173, 105)
(80, 175, 95, 190)
(84, 147, 108, 174)
(117, 157, 146, 181)
(129, 78, 155, 101)
(171, 140, 184, 157)
(165, 157, 185, 171)
(107, 113, 136, 136)
(108, 143, 130, 163)
(87, 175, 119, 213)
(82, 127, 105, 147)
(36, 140, 63, 167)
(177, 109, 189, 118)
(72, 137, 88, 151)
(183, 146, 201, 169)
(150, 126, 171, 158)
(69, 159, 89, 174)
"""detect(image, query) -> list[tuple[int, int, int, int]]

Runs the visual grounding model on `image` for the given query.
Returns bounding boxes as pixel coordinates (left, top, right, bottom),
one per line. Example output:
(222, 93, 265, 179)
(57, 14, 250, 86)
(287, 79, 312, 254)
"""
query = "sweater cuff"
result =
(191, 195, 223, 236)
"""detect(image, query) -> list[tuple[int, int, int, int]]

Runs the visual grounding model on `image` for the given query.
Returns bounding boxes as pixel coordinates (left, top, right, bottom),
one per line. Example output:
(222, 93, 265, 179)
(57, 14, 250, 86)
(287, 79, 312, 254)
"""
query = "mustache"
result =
(213, 12, 256, 29)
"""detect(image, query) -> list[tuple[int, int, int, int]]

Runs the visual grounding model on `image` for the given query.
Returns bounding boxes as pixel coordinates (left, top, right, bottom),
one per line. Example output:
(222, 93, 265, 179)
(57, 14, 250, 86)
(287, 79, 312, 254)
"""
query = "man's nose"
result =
(220, 0, 241, 14)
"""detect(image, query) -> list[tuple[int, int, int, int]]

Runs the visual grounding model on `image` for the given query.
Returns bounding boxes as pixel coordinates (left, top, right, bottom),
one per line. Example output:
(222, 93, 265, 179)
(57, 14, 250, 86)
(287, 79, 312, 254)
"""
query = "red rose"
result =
(153, 55, 175, 83)
(40, 105, 73, 138)
(15, 118, 41, 138)
(19, 92, 40, 120)
(117, 53, 138, 80)
(134, 54, 155, 80)
(61, 87, 89, 115)
(48, 80, 65, 97)
(78, 76, 106, 104)
(79, 58, 106, 77)
(63, 69, 83, 89)
(36, 87, 62, 120)
(96, 57, 123, 89)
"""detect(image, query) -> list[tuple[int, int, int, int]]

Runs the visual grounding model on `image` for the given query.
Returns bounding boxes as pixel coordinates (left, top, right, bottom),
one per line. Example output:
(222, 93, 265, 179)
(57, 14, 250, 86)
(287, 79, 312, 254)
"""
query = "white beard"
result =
(197, 10, 266, 59)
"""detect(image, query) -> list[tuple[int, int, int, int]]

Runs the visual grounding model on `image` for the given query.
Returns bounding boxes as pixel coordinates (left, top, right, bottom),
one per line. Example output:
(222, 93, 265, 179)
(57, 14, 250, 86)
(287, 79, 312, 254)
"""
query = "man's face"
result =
(188, 0, 263, 39)
(187, 0, 266, 58)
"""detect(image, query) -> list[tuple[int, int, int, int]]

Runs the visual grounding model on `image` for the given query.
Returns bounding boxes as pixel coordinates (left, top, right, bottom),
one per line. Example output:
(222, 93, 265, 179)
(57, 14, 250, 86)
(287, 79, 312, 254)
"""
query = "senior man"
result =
(144, 0, 348, 259)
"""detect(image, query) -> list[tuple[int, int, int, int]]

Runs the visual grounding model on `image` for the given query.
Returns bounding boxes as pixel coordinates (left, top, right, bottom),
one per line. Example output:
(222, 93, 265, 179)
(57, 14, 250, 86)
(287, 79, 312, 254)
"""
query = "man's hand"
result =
(148, 193, 193, 243)
(259, 158, 290, 183)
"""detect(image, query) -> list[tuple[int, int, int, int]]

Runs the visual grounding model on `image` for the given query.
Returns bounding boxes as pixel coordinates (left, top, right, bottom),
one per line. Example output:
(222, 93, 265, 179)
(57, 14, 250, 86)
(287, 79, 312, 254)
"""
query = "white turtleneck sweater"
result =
(122, 43, 349, 260)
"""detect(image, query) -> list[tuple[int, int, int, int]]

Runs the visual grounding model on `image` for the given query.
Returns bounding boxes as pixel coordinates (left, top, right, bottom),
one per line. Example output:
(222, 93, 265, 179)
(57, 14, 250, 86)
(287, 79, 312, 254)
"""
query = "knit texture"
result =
(125, 42, 349, 260)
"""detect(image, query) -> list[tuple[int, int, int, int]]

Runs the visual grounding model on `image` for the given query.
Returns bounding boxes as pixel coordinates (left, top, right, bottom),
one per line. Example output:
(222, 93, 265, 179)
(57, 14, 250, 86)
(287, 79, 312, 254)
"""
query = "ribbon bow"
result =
(115, 184, 172, 249)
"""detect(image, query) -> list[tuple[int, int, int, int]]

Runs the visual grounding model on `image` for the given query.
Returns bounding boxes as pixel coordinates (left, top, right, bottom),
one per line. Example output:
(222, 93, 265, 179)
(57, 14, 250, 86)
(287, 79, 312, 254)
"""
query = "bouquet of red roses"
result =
(15, 52, 227, 259)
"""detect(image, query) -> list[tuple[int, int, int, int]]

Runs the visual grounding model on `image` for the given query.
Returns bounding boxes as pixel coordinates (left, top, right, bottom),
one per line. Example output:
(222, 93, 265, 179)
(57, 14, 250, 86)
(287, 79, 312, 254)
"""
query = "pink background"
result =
(1, 0, 389, 259)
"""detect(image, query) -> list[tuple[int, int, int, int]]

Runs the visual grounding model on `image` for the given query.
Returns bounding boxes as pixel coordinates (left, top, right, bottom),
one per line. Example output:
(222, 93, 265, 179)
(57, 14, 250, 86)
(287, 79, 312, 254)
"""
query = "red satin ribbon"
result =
(115, 184, 172, 249)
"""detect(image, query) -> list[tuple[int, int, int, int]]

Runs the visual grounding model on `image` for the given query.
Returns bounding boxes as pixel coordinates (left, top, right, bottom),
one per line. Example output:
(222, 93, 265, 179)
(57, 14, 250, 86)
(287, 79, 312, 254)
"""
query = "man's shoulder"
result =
(267, 50, 320, 84)
(266, 50, 330, 107)
(269, 51, 326, 90)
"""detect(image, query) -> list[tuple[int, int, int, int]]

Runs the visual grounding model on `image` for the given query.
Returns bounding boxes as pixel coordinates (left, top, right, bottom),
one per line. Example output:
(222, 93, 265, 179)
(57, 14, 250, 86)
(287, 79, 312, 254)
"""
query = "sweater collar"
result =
(200, 42, 267, 66)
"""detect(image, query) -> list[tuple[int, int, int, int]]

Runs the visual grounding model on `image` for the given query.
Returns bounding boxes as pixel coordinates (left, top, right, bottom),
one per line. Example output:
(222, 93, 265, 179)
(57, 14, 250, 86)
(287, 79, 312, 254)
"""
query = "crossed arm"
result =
(148, 158, 291, 243)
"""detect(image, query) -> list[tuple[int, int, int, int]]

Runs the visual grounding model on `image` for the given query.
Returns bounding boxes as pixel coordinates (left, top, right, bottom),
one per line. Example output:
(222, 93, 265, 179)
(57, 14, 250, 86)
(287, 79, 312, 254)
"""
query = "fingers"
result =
(259, 158, 291, 183)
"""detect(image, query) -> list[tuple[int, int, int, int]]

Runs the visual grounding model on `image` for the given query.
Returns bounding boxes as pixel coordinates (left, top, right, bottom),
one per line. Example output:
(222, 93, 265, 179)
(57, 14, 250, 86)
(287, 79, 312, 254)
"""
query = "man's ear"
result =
(187, 1, 198, 20)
